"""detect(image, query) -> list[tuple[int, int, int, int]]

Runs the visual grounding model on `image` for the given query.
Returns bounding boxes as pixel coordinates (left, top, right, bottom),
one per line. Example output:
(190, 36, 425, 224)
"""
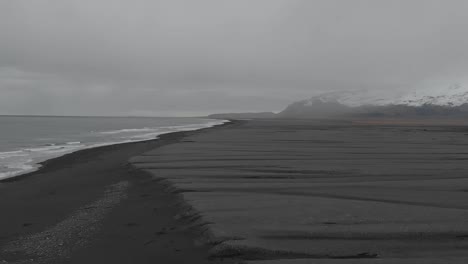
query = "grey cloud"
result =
(1, 0, 468, 115)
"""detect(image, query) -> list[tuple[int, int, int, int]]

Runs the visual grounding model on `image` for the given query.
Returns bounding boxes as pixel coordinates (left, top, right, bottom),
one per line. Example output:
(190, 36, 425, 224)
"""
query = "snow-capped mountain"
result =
(279, 84, 468, 118)
(395, 84, 468, 107)
(300, 84, 468, 108)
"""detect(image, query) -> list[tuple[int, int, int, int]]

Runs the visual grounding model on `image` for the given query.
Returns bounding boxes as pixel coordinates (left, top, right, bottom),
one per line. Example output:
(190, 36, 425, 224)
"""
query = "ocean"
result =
(0, 116, 226, 180)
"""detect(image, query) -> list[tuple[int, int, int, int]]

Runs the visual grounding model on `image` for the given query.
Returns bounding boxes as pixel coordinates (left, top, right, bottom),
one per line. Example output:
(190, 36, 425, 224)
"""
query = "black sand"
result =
(0, 127, 232, 264)
(132, 119, 468, 264)
(3, 119, 468, 264)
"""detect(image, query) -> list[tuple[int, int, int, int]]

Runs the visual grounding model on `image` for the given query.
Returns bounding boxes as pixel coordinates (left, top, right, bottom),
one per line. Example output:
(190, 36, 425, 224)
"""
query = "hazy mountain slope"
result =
(207, 112, 276, 119)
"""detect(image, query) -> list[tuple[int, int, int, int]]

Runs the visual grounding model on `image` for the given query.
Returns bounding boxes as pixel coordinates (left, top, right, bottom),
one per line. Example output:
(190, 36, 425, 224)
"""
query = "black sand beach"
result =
(0, 126, 233, 264)
(2, 119, 468, 263)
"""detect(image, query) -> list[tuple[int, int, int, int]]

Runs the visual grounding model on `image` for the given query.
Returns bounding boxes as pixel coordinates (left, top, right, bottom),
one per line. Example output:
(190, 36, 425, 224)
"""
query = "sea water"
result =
(0, 116, 226, 180)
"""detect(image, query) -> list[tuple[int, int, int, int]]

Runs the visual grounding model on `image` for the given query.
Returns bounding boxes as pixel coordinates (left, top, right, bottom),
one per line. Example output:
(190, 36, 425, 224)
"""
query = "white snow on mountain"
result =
(303, 84, 468, 108)
(303, 90, 395, 107)
(395, 84, 468, 107)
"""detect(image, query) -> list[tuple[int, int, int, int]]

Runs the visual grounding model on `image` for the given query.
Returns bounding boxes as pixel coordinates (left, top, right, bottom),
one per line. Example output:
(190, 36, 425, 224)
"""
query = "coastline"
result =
(0, 118, 229, 182)
(0, 119, 230, 183)
(0, 121, 235, 264)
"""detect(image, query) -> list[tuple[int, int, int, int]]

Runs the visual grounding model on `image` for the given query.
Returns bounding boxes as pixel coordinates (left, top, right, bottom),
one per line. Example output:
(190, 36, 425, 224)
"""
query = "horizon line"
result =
(0, 114, 209, 118)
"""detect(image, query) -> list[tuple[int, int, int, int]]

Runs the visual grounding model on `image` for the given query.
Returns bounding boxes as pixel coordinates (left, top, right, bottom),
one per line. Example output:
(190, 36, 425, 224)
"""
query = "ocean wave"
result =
(99, 127, 156, 135)
(0, 161, 36, 180)
(24, 144, 85, 153)
(128, 120, 228, 140)
(98, 120, 227, 136)
(0, 143, 86, 180)
(66, 141, 81, 145)
(0, 150, 28, 159)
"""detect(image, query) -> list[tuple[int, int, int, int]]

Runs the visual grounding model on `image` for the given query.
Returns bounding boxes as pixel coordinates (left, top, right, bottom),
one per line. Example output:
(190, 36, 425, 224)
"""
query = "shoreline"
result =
(0, 120, 237, 264)
(0, 120, 231, 183)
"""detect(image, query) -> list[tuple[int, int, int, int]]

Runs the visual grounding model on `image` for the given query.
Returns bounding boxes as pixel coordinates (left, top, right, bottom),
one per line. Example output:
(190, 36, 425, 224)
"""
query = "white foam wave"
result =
(0, 143, 85, 180)
(0, 161, 37, 180)
(99, 127, 155, 135)
(98, 120, 227, 137)
(0, 150, 28, 159)
(128, 120, 228, 140)
(24, 144, 85, 154)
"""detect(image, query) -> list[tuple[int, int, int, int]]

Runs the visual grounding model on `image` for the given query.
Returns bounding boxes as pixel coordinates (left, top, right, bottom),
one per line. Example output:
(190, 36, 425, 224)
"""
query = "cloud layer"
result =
(1, 0, 468, 116)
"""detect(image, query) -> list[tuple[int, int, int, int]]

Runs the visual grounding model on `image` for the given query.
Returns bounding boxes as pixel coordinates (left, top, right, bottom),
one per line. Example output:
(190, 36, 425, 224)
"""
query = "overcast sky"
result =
(1, 0, 468, 116)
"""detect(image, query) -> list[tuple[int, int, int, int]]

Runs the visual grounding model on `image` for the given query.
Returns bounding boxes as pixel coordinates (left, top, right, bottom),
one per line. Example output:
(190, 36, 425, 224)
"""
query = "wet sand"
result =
(132, 119, 468, 263)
